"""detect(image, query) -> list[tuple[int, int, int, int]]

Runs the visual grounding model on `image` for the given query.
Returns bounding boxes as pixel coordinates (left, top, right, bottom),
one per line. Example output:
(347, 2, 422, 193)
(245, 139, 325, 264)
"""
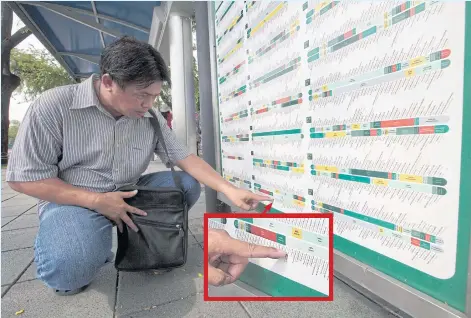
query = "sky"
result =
(10, 13, 46, 122)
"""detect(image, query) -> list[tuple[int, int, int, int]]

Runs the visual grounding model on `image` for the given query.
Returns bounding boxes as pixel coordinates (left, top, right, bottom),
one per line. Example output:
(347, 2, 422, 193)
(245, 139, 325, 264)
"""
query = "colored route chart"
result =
(208, 217, 331, 297)
(213, 0, 470, 311)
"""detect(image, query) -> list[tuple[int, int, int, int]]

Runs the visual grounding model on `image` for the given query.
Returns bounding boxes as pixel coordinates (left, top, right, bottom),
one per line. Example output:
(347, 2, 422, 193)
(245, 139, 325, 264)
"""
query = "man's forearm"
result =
(8, 178, 99, 210)
(176, 154, 235, 194)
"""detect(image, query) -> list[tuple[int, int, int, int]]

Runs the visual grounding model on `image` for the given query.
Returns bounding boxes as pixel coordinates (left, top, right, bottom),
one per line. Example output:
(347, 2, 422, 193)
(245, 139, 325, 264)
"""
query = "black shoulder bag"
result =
(114, 109, 189, 272)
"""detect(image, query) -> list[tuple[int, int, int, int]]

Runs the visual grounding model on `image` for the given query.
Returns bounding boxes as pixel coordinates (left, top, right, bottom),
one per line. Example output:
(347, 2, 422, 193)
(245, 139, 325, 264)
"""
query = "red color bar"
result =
(340, 208, 344, 214)
(344, 29, 353, 39)
(250, 225, 261, 236)
(259, 189, 271, 195)
(298, 98, 303, 104)
(425, 234, 431, 242)
(401, 3, 406, 11)
(256, 108, 268, 114)
(411, 238, 420, 247)
(370, 129, 378, 136)
(275, 96, 291, 104)
(410, 7, 415, 15)
(441, 49, 451, 58)
(392, 65, 397, 72)
(381, 118, 415, 128)
(419, 126, 435, 134)
(228, 156, 235, 159)
(259, 228, 277, 242)
(388, 172, 393, 179)
(235, 61, 245, 70)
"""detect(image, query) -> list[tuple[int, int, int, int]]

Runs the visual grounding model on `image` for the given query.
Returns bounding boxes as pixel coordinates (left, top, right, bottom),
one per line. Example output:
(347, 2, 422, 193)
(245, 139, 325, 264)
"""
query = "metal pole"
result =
(182, 16, 197, 155)
(195, 1, 217, 213)
(168, 15, 186, 146)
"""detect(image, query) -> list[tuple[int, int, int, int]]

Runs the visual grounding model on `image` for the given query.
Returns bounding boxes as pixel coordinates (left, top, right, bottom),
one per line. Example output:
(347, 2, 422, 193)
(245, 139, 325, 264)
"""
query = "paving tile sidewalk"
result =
(1, 161, 397, 318)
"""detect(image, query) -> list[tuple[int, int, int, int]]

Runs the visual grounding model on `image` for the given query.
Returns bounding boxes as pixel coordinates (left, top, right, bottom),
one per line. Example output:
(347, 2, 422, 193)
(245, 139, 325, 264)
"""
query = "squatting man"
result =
(6, 36, 285, 295)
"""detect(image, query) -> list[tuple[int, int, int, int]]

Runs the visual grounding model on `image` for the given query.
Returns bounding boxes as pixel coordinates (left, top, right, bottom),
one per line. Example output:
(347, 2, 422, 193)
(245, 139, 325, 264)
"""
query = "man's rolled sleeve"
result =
(6, 98, 62, 182)
(153, 111, 191, 166)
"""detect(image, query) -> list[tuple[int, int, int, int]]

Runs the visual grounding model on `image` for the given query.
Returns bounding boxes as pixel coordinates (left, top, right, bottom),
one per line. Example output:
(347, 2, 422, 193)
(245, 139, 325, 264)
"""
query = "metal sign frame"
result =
(205, 2, 471, 318)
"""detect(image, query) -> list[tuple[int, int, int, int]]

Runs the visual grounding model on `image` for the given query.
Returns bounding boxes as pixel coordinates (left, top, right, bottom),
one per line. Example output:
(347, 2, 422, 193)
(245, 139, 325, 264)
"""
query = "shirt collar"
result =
(70, 74, 153, 118)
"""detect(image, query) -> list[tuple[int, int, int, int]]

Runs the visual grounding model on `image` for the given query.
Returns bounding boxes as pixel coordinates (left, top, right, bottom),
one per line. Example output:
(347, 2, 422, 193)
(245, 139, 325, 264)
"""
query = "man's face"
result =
(103, 75, 162, 118)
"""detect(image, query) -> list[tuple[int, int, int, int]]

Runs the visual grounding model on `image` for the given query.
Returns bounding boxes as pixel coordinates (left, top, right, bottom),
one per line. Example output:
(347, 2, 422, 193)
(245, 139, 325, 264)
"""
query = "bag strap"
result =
(148, 108, 183, 189)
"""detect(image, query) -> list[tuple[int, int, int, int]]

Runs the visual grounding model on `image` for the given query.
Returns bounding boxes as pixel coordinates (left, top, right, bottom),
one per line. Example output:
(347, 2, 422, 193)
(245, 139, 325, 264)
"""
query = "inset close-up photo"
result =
(204, 213, 333, 301)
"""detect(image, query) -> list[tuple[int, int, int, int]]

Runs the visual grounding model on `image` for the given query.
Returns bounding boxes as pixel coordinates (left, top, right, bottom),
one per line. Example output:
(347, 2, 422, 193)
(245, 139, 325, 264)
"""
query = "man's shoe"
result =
(53, 284, 89, 296)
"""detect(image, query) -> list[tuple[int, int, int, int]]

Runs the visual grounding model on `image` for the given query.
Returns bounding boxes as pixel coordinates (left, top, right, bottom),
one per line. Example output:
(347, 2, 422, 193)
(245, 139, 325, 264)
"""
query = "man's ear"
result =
(101, 74, 114, 91)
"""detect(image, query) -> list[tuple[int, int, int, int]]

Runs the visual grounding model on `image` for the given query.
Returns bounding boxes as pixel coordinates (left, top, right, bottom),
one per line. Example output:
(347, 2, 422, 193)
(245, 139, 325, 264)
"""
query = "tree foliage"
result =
(1, 3, 32, 164)
(11, 47, 76, 101)
(8, 120, 19, 139)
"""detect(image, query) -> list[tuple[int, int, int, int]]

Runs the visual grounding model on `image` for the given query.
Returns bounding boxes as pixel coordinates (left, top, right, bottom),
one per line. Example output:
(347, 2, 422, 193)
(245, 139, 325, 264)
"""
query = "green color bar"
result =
(351, 130, 371, 137)
(276, 165, 290, 171)
(350, 168, 389, 179)
(435, 125, 449, 133)
(337, 173, 371, 184)
(252, 129, 302, 137)
(308, 54, 319, 63)
(281, 99, 301, 108)
(432, 187, 447, 195)
(343, 209, 396, 230)
(253, 58, 300, 84)
(427, 177, 447, 186)
(307, 47, 319, 57)
(420, 241, 431, 250)
(263, 65, 297, 84)
(397, 127, 417, 135)
(411, 230, 425, 240)
(219, 2, 234, 23)
(276, 234, 286, 245)
(239, 218, 253, 223)
(320, 2, 333, 15)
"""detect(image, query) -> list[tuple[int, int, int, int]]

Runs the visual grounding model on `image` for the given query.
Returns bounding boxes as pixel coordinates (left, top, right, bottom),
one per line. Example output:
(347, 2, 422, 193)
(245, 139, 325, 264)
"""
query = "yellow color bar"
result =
(316, 1, 329, 12)
(292, 228, 303, 239)
(251, 3, 285, 36)
(292, 200, 305, 208)
(410, 56, 426, 67)
(351, 124, 361, 130)
(315, 165, 338, 173)
(227, 14, 240, 31)
(325, 132, 347, 138)
(399, 174, 423, 183)
(222, 41, 243, 63)
(404, 68, 415, 77)
(291, 168, 305, 174)
(373, 179, 389, 186)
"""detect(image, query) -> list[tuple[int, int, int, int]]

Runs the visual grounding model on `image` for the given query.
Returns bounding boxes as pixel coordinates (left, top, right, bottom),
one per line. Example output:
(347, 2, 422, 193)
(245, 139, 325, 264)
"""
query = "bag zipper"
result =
(135, 219, 184, 237)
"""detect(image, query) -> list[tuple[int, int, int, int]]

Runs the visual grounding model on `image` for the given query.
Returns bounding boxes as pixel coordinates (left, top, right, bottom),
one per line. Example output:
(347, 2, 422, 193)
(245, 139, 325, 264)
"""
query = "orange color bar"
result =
(380, 118, 415, 128)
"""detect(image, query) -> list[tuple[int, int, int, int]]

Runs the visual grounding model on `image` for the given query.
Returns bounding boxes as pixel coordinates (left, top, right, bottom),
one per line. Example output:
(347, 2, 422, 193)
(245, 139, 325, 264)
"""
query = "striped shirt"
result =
(6, 74, 191, 213)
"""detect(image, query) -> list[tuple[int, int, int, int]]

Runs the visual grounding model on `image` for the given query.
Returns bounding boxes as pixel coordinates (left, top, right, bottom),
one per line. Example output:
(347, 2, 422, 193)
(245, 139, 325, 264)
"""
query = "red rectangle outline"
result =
(203, 212, 334, 301)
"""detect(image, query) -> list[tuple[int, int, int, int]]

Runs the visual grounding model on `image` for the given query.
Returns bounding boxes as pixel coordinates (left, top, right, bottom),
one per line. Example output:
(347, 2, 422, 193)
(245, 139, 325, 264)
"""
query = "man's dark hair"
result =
(99, 36, 171, 89)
